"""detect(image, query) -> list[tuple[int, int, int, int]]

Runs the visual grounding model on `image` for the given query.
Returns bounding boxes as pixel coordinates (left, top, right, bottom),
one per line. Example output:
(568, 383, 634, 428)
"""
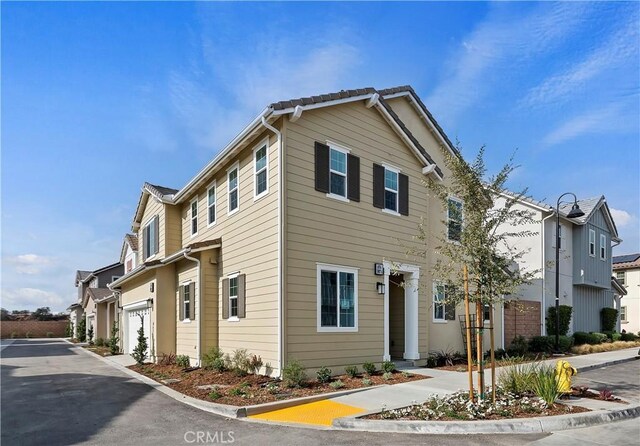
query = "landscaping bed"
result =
(129, 363, 428, 406)
(568, 386, 628, 404)
(83, 345, 117, 357)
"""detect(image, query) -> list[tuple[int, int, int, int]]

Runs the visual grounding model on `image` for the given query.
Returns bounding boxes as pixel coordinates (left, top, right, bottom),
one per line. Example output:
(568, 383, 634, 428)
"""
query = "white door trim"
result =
(383, 261, 420, 361)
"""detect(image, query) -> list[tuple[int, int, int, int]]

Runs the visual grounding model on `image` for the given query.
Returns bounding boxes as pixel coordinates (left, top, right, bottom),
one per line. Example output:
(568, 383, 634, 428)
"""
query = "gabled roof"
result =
(132, 182, 178, 230)
(83, 287, 113, 307)
(75, 270, 92, 286)
(611, 276, 627, 295)
(120, 234, 138, 263)
(558, 196, 620, 242)
(613, 253, 640, 270)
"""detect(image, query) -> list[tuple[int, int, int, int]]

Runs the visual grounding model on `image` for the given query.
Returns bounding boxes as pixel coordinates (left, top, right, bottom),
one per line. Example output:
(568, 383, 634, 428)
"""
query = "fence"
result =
(1, 320, 69, 339)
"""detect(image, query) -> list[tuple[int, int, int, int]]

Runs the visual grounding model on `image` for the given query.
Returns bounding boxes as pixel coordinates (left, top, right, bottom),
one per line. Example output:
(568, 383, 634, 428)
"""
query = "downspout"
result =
(183, 249, 201, 365)
(260, 115, 283, 376)
(541, 211, 555, 335)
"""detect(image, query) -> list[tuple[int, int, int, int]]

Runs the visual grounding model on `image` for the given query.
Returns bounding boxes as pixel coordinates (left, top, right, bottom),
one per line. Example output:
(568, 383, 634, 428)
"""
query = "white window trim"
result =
(182, 281, 192, 323)
(328, 144, 348, 200)
(620, 306, 628, 322)
(143, 216, 158, 260)
(616, 271, 626, 286)
(316, 263, 359, 333)
(383, 165, 400, 214)
(253, 138, 269, 201)
(447, 196, 463, 243)
(588, 229, 596, 257)
(227, 162, 240, 216)
(228, 272, 239, 322)
(190, 197, 199, 237)
(599, 234, 607, 260)
(207, 181, 216, 228)
(432, 282, 447, 323)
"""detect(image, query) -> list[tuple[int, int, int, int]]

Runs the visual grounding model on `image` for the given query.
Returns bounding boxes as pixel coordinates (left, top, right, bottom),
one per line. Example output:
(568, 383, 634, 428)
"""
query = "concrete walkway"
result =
(332, 348, 640, 411)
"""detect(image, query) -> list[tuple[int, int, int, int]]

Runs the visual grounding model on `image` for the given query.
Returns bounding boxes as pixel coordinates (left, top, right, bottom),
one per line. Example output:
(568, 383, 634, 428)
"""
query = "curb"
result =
(64, 340, 385, 419)
(332, 404, 640, 434)
(575, 355, 639, 373)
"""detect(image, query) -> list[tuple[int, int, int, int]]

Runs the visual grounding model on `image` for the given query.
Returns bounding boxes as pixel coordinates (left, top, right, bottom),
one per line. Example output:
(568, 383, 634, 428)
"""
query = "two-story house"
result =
(613, 254, 640, 334)
(497, 193, 621, 343)
(110, 86, 508, 375)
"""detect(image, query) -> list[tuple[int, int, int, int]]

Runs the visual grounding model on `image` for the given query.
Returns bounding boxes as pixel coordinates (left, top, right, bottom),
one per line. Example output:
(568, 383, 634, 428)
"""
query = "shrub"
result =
(108, 322, 120, 355)
(330, 379, 345, 389)
(362, 362, 376, 375)
(159, 353, 176, 366)
(590, 332, 608, 344)
(131, 317, 148, 365)
(46, 332, 54, 338)
(345, 365, 359, 378)
(87, 326, 94, 345)
(497, 357, 539, 395)
(208, 388, 222, 400)
(433, 349, 458, 367)
(494, 348, 507, 360)
(621, 332, 639, 341)
(76, 318, 86, 342)
(425, 354, 438, 368)
(381, 360, 396, 374)
(362, 378, 372, 386)
(316, 366, 332, 383)
(573, 332, 592, 345)
(202, 347, 224, 370)
(506, 335, 528, 357)
(600, 308, 618, 333)
(612, 332, 622, 342)
(95, 337, 105, 347)
(249, 355, 263, 375)
(533, 365, 559, 406)
(231, 349, 251, 376)
(176, 355, 190, 368)
(229, 382, 250, 397)
(282, 359, 307, 388)
(64, 321, 73, 337)
(382, 372, 392, 381)
(546, 305, 572, 336)
(599, 388, 614, 401)
(528, 336, 554, 353)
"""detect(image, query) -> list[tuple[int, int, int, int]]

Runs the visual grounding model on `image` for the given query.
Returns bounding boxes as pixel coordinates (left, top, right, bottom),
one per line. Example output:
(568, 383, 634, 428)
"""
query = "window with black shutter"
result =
(315, 141, 359, 201)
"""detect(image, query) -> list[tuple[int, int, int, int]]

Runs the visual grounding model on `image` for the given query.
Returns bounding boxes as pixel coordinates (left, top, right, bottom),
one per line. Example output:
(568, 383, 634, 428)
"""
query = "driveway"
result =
(0, 339, 634, 446)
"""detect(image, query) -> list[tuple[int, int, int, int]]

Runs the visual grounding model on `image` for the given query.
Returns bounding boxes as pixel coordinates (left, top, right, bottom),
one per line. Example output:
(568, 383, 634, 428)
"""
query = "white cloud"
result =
(4, 254, 55, 275)
(1, 288, 66, 311)
(610, 208, 635, 228)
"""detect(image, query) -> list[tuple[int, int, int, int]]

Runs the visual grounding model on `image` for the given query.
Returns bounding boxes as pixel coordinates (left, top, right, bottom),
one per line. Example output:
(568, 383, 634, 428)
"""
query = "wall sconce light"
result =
(149, 282, 155, 293)
(376, 282, 385, 295)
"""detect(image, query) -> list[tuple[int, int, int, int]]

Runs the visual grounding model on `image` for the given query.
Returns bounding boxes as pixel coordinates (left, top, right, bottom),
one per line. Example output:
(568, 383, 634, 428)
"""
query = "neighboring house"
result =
(74, 262, 124, 341)
(68, 270, 92, 336)
(496, 193, 622, 344)
(121, 233, 139, 273)
(111, 85, 505, 375)
(613, 254, 640, 334)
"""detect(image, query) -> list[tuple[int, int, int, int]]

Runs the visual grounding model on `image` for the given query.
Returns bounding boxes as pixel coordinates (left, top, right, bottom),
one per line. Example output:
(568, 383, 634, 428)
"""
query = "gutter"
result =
(183, 249, 202, 365)
(259, 116, 283, 376)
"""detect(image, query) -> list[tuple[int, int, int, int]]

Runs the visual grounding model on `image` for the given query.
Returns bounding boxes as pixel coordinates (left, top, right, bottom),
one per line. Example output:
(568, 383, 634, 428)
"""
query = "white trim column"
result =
(383, 261, 420, 361)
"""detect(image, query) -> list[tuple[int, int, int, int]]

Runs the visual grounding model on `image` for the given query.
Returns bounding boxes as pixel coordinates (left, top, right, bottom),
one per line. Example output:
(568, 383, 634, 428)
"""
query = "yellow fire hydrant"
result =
(555, 360, 577, 393)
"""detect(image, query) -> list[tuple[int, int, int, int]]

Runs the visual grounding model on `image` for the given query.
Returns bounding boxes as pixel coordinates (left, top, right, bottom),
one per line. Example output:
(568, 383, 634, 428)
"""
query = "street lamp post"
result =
(555, 193, 585, 352)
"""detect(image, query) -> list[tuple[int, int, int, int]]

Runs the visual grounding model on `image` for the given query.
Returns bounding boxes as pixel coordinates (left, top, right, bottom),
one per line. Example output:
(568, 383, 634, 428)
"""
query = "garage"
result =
(126, 306, 150, 356)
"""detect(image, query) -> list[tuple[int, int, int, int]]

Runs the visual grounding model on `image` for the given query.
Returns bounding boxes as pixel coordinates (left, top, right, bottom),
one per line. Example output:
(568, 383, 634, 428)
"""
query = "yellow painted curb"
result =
(249, 399, 365, 426)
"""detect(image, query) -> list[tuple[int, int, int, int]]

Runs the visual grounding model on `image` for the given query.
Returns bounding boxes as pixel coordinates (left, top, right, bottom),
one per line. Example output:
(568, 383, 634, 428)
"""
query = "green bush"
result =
(95, 337, 105, 347)
(573, 332, 592, 345)
(316, 366, 332, 383)
(362, 377, 372, 386)
(208, 388, 222, 400)
(202, 347, 224, 370)
(621, 332, 639, 341)
(533, 365, 559, 406)
(283, 359, 307, 388)
(507, 335, 528, 357)
(382, 372, 392, 381)
(345, 365, 359, 378)
(591, 332, 608, 344)
(612, 332, 622, 342)
(600, 308, 618, 333)
(231, 349, 252, 376)
(330, 379, 345, 389)
(425, 354, 438, 368)
(362, 361, 376, 375)
(497, 357, 539, 395)
(176, 355, 190, 368)
(249, 355, 263, 375)
(381, 360, 396, 373)
(108, 322, 120, 355)
(529, 335, 573, 353)
(131, 317, 148, 365)
(546, 305, 573, 336)
(87, 326, 94, 345)
(64, 321, 73, 337)
(76, 318, 86, 342)
(494, 348, 507, 360)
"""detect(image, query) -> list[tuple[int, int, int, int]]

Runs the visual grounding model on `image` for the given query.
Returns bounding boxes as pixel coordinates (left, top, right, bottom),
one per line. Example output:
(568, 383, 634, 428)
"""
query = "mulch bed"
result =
(83, 346, 116, 357)
(128, 364, 429, 407)
(566, 386, 628, 404)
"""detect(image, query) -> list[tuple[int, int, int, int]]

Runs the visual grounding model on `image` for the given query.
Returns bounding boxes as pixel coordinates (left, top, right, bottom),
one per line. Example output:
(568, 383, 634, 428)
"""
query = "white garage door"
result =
(127, 308, 150, 356)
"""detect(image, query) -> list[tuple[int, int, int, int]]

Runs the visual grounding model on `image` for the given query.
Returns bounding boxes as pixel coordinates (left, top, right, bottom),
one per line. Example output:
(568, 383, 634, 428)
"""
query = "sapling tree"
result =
(108, 321, 120, 355)
(87, 325, 94, 346)
(131, 316, 148, 365)
(404, 146, 538, 401)
(76, 318, 86, 342)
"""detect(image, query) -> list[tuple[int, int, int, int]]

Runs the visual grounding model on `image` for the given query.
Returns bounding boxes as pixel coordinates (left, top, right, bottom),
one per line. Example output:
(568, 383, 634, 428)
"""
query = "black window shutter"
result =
(188, 282, 195, 320)
(399, 173, 409, 216)
(238, 274, 246, 318)
(347, 154, 360, 202)
(314, 142, 330, 193)
(143, 227, 149, 260)
(373, 164, 385, 209)
(445, 304, 456, 321)
(179, 286, 184, 321)
(222, 279, 229, 319)
(153, 216, 160, 255)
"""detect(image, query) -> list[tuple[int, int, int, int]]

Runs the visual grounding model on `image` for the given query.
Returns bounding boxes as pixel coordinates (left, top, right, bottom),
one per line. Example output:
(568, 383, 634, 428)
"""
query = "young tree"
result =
(76, 318, 87, 342)
(131, 316, 148, 365)
(407, 147, 538, 401)
(108, 321, 120, 355)
(87, 325, 94, 346)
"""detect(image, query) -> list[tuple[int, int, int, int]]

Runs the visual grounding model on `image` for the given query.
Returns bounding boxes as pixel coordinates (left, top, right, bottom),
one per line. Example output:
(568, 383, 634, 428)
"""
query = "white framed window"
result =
(143, 216, 158, 260)
(600, 234, 607, 260)
(433, 283, 446, 322)
(329, 145, 348, 199)
(183, 283, 191, 321)
(316, 263, 358, 332)
(229, 274, 239, 319)
(447, 197, 463, 242)
(620, 306, 627, 322)
(253, 140, 269, 199)
(190, 198, 198, 236)
(616, 271, 626, 286)
(207, 182, 216, 227)
(483, 304, 491, 322)
(384, 166, 399, 213)
(228, 163, 239, 215)
(588, 229, 596, 257)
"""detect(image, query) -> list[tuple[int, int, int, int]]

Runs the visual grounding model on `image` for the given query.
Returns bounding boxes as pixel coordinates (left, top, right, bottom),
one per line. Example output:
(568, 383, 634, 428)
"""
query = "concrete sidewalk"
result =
(331, 347, 640, 411)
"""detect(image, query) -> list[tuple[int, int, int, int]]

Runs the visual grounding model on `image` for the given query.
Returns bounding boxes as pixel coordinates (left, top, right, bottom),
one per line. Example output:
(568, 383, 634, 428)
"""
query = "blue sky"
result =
(2, 2, 639, 312)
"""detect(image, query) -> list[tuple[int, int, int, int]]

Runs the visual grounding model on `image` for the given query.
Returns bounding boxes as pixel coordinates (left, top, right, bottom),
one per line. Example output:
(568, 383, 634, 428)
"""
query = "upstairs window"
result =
(433, 283, 456, 322)
(222, 274, 246, 320)
(143, 216, 159, 260)
(447, 198, 463, 242)
(228, 165, 239, 215)
(190, 199, 198, 236)
(314, 141, 360, 202)
(329, 147, 347, 197)
(317, 264, 358, 331)
(207, 183, 216, 226)
(229, 276, 238, 318)
(616, 271, 626, 286)
(254, 142, 268, 199)
(588, 229, 596, 257)
(384, 168, 399, 212)
(600, 234, 607, 260)
(179, 282, 195, 321)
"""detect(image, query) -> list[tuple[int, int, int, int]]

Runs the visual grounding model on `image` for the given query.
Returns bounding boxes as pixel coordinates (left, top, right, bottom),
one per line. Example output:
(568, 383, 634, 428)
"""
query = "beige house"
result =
(613, 254, 640, 334)
(111, 86, 505, 375)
